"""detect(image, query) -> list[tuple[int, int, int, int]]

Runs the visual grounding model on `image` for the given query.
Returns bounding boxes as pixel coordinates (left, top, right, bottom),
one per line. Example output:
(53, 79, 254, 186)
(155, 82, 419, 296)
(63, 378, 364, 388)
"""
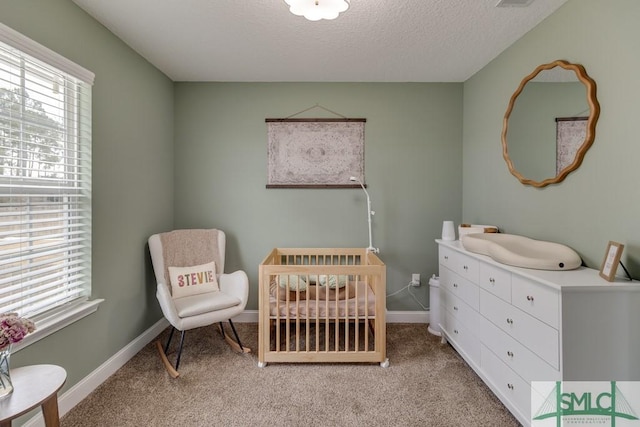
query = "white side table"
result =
(0, 365, 66, 427)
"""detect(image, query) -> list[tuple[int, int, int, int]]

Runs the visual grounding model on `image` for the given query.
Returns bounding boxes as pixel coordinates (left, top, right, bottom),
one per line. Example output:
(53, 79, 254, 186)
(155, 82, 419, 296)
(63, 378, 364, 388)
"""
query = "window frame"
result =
(0, 23, 102, 353)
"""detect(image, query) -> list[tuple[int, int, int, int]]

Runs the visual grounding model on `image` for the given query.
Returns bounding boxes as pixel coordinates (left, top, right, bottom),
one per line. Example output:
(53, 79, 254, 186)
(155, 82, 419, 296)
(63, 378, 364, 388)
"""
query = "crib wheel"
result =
(380, 358, 390, 368)
(258, 361, 267, 368)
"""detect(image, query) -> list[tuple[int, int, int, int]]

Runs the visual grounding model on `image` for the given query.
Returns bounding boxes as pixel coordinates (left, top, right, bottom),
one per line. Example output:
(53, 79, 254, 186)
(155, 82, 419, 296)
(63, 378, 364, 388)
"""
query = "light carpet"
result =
(61, 323, 521, 426)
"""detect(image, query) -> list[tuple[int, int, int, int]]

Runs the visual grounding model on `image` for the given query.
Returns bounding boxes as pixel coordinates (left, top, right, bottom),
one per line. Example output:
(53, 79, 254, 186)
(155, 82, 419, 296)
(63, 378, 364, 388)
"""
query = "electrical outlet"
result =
(411, 273, 421, 287)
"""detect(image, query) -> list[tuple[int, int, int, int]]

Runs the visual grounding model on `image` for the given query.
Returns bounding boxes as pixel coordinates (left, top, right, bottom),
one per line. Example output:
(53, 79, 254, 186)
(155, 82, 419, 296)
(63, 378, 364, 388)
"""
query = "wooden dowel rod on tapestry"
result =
(265, 118, 366, 122)
(555, 116, 588, 122)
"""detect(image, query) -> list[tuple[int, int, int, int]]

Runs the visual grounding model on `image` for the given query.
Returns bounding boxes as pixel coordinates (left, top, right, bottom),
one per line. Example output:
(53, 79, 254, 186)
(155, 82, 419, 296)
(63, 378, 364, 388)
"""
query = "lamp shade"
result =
(285, 0, 350, 21)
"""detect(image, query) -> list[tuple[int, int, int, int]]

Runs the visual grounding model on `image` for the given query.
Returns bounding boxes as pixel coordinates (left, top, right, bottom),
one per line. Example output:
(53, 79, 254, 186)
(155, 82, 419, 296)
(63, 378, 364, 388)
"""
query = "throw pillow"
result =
(169, 261, 219, 299)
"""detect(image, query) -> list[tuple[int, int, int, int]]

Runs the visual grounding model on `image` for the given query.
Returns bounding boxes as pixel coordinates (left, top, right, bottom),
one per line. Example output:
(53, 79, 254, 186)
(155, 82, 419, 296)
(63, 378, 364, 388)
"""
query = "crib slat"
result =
(315, 272, 320, 352)
(355, 273, 359, 352)
(305, 274, 310, 352)
(364, 274, 369, 351)
(275, 276, 281, 352)
(345, 274, 350, 352)
(334, 275, 339, 351)
(325, 276, 330, 352)
(285, 275, 291, 353)
(296, 276, 300, 351)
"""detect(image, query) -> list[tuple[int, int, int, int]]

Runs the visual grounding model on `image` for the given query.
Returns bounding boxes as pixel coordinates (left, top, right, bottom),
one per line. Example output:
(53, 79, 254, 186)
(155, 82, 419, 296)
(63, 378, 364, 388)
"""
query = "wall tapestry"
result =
(556, 117, 587, 175)
(266, 118, 366, 188)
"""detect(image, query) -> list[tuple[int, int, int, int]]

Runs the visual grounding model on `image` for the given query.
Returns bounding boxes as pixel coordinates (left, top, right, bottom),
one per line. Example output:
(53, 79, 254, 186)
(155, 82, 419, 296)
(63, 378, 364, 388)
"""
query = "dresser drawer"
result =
(439, 246, 479, 283)
(512, 275, 560, 329)
(439, 246, 455, 270)
(440, 267, 479, 311)
(480, 290, 559, 369)
(454, 252, 479, 283)
(443, 310, 481, 364)
(480, 317, 560, 383)
(441, 288, 481, 330)
(479, 262, 511, 302)
(481, 344, 531, 421)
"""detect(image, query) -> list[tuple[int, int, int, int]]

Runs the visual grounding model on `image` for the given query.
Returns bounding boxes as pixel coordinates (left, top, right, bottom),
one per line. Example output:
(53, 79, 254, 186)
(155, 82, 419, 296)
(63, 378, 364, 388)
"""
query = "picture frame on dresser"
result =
(599, 241, 624, 281)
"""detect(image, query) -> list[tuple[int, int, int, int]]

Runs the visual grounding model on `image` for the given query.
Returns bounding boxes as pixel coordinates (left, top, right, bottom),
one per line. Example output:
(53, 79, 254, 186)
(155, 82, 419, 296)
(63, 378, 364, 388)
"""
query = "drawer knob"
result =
(507, 383, 514, 390)
(463, 265, 468, 270)
(453, 283, 458, 288)
(506, 318, 514, 325)
(454, 329, 459, 334)
(526, 295, 535, 301)
(507, 351, 514, 357)
(444, 256, 449, 260)
(489, 278, 495, 284)
(453, 306, 458, 311)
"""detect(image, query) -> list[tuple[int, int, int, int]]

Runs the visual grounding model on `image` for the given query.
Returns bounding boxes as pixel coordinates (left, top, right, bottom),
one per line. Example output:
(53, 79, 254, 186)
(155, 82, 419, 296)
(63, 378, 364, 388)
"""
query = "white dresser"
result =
(437, 239, 640, 426)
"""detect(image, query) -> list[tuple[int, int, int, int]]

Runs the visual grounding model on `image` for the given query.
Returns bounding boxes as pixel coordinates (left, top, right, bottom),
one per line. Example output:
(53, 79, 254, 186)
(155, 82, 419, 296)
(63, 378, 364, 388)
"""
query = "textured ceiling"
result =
(71, 0, 569, 82)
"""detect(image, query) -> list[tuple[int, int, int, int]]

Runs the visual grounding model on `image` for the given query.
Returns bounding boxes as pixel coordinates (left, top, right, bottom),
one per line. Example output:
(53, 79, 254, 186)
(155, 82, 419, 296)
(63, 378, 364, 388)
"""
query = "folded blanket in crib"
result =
(275, 274, 348, 292)
(269, 281, 377, 318)
(270, 281, 357, 301)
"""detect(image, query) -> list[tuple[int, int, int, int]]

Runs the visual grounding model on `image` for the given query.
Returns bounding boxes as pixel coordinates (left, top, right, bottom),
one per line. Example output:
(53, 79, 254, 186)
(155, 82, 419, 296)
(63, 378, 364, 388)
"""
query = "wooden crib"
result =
(258, 248, 387, 367)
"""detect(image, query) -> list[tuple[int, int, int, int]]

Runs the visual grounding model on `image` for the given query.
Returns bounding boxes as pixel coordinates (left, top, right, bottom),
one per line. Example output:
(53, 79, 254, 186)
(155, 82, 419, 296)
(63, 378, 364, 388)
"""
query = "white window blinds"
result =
(0, 24, 93, 318)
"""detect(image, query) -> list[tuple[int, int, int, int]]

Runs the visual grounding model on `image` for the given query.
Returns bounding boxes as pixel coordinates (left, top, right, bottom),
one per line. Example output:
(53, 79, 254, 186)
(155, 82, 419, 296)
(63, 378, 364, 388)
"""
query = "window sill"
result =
(12, 299, 104, 353)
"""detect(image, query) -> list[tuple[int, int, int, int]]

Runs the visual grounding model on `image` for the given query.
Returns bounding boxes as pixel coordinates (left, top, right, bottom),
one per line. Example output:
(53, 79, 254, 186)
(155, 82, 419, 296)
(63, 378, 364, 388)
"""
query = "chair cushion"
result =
(168, 261, 219, 299)
(173, 291, 241, 317)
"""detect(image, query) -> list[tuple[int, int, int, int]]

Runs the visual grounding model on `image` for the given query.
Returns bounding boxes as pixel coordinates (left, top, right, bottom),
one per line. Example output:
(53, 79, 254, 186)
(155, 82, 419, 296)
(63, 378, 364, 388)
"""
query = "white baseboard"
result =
(25, 309, 428, 426)
(385, 310, 430, 323)
(232, 310, 259, 322)
(24, 318, 170, 427)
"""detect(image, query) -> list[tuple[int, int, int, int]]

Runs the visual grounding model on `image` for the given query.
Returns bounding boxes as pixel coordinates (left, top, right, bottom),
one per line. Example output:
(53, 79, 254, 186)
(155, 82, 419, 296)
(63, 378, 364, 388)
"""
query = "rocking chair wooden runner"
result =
(148, 229, 250, 378)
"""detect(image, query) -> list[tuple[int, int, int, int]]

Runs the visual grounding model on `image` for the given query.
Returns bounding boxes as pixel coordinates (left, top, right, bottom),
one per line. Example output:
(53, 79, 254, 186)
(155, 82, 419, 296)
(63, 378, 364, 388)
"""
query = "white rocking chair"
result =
(148, 229, 250, 378)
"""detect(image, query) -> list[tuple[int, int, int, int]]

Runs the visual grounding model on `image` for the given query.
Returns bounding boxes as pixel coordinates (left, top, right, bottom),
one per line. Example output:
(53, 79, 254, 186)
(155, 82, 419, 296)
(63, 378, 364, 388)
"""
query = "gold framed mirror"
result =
(501, 60, 600, 187)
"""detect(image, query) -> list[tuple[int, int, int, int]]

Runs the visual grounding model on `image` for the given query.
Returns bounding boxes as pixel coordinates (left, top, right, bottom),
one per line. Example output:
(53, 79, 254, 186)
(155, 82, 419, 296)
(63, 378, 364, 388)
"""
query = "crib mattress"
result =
(269, 281, 377, 319)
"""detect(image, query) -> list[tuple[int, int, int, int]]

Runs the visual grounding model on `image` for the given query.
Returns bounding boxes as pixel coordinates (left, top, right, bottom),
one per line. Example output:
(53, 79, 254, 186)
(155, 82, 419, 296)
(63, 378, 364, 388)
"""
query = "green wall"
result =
(463, 0, 640, 277)
(507, 82, 586, 182)
(173, 83, 463, 310)
(0, 0, 174, 418)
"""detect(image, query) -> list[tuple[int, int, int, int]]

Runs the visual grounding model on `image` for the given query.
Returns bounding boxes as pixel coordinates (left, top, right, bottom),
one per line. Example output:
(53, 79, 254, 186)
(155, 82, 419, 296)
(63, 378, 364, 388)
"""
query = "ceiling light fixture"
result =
(284, 0, 350, 22)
